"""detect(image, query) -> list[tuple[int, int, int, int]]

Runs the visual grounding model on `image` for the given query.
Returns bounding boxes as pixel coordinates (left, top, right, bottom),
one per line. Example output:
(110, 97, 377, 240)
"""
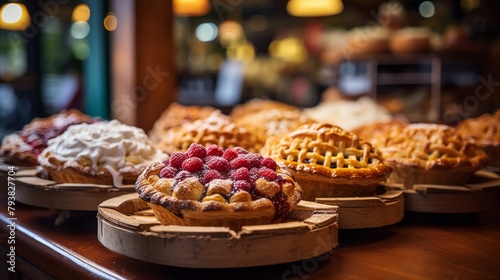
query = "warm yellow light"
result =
(227, 41, 255, 62)
(104, 13, 117, 31)
(287, 0, 343, 17)
(173, 0, 211, 17)
(268, 37, 307, 63)
(219, 20, 243, 47)
(72, 3, 90, 22)
(0, 3, 31, 30)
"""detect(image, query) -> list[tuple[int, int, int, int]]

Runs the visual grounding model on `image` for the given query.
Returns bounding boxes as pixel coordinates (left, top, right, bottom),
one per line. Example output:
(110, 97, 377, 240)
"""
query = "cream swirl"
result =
(40, 120, 167, 186)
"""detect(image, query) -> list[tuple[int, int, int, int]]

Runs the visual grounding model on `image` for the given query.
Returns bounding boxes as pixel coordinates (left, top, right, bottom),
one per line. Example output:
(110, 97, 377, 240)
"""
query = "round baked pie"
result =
(230, 98, 300, 121)
(135, 143, 303, 231)
(37, 120, 167, 186)
(149, 102, 217, 144)
(156, 110, 261, 154)
(0, 109, 99, 166)
(456, 110, 500, 167)
(262, 123, 392, 200)
(234, 109, 314, 150)
(378, 123, 489, 188)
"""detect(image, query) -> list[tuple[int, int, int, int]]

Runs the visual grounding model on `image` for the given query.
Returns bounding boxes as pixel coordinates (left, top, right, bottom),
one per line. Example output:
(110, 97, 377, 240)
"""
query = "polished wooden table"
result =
(1, 196, 499, 280)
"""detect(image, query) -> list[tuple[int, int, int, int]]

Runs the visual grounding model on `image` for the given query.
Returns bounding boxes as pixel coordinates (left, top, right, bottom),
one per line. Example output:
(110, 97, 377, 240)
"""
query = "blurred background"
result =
(1, 0, 499, 139)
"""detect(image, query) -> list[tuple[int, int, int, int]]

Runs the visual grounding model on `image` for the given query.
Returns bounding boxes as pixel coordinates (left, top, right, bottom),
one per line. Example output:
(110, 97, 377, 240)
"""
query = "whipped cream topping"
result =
(40, 120, 167, 186)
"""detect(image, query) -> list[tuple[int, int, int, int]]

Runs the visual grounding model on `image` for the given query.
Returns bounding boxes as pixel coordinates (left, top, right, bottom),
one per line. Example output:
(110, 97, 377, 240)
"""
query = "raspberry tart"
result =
(135, 143, 303, 231)
(37, 120, 167, 186)
(1, 109, 99, 166)
(378, 123, 489, 188)
(262, 123, 392, 200)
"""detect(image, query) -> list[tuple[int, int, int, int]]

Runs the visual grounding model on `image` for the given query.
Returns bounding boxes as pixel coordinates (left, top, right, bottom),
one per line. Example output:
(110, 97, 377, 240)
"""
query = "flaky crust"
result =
(149, 103, 217, 143)
(135, 161, 303, 231)
(262, 123, 392, 199)
(230, 98, 300, 120)
(379, 123, 489, 187)
(0, 134, 37, 166)
(39, 151, 141, 185)
(156, 111, 261, 154)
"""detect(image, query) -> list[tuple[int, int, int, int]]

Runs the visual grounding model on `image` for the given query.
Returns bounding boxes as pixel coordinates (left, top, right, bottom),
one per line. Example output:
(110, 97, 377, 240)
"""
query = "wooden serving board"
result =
(10, 167, 135, 211)
(383, 170, 500, 213)
(315, 189, 404, 229)
(97, 193, 339, 268)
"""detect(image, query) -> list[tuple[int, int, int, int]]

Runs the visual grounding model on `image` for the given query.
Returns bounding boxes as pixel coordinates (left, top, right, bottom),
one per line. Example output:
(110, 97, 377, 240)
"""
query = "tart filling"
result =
(135, 143, 303, 230)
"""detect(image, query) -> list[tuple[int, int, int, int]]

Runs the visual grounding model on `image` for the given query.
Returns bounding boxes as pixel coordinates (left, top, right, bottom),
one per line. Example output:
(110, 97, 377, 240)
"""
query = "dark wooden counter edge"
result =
(0, 214, 125, 280)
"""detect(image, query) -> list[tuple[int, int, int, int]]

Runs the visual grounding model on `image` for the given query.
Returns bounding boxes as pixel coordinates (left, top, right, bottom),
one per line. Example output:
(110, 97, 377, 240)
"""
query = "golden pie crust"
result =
(234, 109, 314, 150)
(262, 123, 392, 199)
(379, 123, 489, 187)
(156, 111, 261, 154)
(456, 110, 500, 167)
(149, 102, 217, 143)
(230, 98, 300, 121)
(136, 158, 303, 231)
(0, 109, 98, 166)
(351, 120, 409, 149)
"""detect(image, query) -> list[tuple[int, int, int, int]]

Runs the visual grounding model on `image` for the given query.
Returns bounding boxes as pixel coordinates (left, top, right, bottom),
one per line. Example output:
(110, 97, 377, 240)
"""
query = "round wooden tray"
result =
(383, 170, 500, 213)
(97, 193, 339, 268)
(7, 166, 135, 211)
(314, 189, 404, 229)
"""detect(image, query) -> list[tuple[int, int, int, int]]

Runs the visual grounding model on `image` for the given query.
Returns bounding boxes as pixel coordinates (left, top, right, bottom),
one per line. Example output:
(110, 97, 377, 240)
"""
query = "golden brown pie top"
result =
(234, 109, 314, 148)
(351, 120, 408, 149)
(0, 109, 99, 166)
(230, 98, 300, 120)
(456, 110, 500, 147)
(149, 102, 217, 143)
(378, 123, 489, 170)
(156, 110, 261, 154)
(136, 143, 303, 224)
(262, 123, 392, 181)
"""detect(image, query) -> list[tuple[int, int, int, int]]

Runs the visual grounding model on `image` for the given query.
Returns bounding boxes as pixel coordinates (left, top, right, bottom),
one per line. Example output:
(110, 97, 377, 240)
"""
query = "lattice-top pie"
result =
(379, 123, 489, 187)
(149, 102, 217, 143)
(262, 123, 392, 199)
(1, 109, 99, 166)
(156, 110, 261, 154)
(456, 110, 500, 167)
(38, 120, 167, 186)
(136, 143, 303, 231)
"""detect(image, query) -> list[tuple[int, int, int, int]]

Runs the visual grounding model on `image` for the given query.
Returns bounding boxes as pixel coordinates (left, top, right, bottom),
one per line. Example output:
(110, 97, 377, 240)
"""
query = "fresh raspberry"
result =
(243, 153, 263, 168)
(182, 157, 204, 173)
(169, 152, 187, 168)
(174, 170, 192, 182)
(230, 157, 251, 170)
(159, 166, 177, 178)
(206, 144, 224, 156)
(231, 147, 248, 155)
(185, 143, 207, 158)
(258, 167, 278, 181)
(222, 149, 238, 161)
(261, 157, 277, 171)
(230, 167, 250, 181)
(206, 156, 230, 173)
(162, 159, 170, 166)
(233, 180, 251, 192)
(204, 169, 223, 183)
(249, 167, 260, 182)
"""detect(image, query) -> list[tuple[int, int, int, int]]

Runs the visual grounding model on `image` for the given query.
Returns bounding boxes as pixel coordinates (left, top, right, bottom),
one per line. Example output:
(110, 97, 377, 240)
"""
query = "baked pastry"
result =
(0, 109, 99, 166)
(378, 123, 489, 188)
(262, 123, 392, 200)
(136, 143, 303, 231)
(234, 108, 314, 150)
(351, 120, 408, 149)
(37, 120, 167, 186)
(230, 98, 300, 121)
(149, 102, 217, 143)
(156, 110, 262, 154)
(346, 26, 390, 55)
(303, 97, 393, 132)
(456, 110, 500, 167)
